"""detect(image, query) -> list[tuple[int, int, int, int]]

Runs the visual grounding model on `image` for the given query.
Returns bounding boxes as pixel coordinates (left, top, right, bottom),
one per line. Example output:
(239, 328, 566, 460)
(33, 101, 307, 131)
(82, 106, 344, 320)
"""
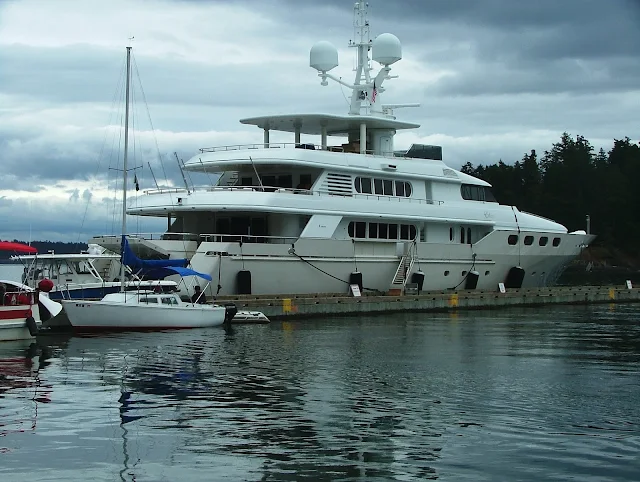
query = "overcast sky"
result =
(1, 0, 638, 242)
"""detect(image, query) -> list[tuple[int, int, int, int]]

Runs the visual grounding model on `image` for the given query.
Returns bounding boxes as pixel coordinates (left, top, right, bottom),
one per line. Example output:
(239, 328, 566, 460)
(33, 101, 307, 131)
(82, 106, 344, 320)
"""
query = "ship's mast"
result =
(349, 1, 372, 115)
(119, 46, 132, 293)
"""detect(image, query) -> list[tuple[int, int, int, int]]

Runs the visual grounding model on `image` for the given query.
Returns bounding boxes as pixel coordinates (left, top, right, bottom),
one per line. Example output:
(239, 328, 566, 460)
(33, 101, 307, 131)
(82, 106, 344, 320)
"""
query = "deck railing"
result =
(139, 185, 443, 205)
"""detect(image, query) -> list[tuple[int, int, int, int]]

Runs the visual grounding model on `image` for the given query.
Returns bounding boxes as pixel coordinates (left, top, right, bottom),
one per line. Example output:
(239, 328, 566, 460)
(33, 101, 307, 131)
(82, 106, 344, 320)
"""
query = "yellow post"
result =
(449, 294, 459, 307)
(608, 288, 616, 300)
(283, 298, 293, 313)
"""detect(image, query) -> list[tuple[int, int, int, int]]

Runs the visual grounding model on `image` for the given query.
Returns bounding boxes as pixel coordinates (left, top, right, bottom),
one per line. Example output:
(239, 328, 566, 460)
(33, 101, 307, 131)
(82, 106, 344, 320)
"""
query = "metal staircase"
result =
(390, 244, 416, 291)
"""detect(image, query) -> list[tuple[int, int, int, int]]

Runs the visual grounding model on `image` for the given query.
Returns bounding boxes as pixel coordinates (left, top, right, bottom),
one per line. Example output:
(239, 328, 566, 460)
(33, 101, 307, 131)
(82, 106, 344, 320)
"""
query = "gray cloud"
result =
(0, 0, 638, 241)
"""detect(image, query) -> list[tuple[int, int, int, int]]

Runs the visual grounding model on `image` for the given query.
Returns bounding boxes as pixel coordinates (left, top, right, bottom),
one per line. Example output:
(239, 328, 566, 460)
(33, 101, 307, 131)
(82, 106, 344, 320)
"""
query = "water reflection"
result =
(0, 305, 638, 481)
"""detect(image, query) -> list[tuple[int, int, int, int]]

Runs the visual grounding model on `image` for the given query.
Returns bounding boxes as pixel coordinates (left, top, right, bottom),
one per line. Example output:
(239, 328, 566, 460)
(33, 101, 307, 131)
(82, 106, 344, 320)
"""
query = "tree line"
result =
(0, 240, 88, 260)
(461, 133, 640, 256)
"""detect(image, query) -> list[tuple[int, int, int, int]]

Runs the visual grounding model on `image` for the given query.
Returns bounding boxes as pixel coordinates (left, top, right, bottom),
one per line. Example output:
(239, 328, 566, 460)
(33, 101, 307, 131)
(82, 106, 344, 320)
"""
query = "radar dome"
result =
(372, 33, 402, 66)
(310, 41, 338, 72)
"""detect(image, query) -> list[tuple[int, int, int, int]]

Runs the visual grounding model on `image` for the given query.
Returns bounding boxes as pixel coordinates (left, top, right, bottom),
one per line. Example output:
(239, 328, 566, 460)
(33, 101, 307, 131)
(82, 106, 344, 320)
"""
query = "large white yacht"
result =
(91, 2, 594, 297)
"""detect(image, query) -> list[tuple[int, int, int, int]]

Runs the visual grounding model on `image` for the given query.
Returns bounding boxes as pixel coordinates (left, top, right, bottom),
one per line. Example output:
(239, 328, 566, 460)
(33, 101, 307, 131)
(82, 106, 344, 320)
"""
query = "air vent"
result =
(322, 172, 353, 196)
(442, 168, 458, 178)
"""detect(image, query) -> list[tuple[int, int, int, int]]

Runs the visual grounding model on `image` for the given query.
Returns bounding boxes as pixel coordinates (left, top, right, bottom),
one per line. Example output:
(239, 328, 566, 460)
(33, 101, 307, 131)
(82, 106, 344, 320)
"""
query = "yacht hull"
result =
(135, 230, 593, 297)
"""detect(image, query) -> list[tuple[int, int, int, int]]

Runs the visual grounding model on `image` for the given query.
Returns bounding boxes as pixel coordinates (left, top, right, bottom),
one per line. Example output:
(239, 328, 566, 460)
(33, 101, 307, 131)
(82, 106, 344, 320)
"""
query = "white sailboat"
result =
(61, 46, 236, 332)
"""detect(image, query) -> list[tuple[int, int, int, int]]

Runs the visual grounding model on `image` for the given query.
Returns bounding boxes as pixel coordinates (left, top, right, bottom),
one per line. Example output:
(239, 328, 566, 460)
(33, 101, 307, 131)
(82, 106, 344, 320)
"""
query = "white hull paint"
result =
(0, 318, 42, 342)
(62, 297, 228, 331)
(155, 230, 593, 297)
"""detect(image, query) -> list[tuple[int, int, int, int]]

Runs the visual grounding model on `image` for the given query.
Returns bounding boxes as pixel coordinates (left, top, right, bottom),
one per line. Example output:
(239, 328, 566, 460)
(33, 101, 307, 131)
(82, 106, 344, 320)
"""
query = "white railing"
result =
(197, 142, 403, 159)
(139, 185, 443, 205)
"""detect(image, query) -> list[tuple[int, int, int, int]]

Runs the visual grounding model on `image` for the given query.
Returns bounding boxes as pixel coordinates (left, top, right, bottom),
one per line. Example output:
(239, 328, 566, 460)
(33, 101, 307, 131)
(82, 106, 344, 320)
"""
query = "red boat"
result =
(1, 241, 62, 341)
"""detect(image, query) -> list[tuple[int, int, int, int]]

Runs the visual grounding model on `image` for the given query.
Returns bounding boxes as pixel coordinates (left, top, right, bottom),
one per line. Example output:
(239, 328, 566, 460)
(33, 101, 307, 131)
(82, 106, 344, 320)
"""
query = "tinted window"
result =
(361, 177, 372, 194)
(539, 236, 548, 246)
(388, 224, 398, 240)
(348, 222, 354, 237)
(374, 179, 383, 195)
(508, 235, 518, 245)
(383, 179, 393, 196)
(552, 237, 561, 247)
(395, 181, 405, 197)
(524, 235, 534, 245)
(405, 182, 412, 197)
(355, 222, 366, 238)
(409, 225, 416, 239)
(369, 223, 378, 239)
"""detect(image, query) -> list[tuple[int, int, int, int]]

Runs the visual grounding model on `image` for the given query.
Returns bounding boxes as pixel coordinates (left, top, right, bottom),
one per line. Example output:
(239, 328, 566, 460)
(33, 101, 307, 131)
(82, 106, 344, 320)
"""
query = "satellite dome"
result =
(372, 33, 402, 66)
(310, 41, 339, 72)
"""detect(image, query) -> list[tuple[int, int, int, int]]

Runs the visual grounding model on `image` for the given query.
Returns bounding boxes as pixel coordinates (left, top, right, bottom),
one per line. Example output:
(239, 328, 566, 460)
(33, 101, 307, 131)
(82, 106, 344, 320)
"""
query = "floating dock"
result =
(216, 286, 640, 320)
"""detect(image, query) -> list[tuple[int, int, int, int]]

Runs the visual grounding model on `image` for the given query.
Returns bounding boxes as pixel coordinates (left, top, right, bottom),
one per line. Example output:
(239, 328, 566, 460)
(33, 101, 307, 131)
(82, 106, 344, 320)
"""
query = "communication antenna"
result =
(174, 152, 190, 193)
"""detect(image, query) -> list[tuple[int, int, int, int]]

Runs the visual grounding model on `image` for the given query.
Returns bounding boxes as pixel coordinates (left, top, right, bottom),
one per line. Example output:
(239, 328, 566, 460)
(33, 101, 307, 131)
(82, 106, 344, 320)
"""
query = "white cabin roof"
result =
(240, 113, 419, 135)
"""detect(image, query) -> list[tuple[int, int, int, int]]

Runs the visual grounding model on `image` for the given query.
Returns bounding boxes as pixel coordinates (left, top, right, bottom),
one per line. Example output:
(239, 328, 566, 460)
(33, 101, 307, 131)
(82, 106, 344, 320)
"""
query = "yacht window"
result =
(539, 236, 548, 246)
(354, 177, 362, 193)
(400, 224, 409, 240)
(409, 225, 417, 239)
(299, 174, 312, 188)
(140, 297, 158, 304)
(449, 227, 454, 241)
(378, 223, 388, 239)
(348, 222, 354, 237)
(461, 184, 498, 202)
(395, 181, 405, 197)
(467, 228, 472, 244)
(278, 175, 293, 188)
(361, 177, 372, 194)
(369, 223, 378, 239)
(388, 224, 398, 240)
(460, 227, 465, 244)
(374, 179, 383, 195)
(552, 237, 561, 247)
(508, 234, 518, 245)
(524, 235, 534, 245)
(405, 182, 412, 197)
(240, 177, 253, 186)
(383, 179, 393, 196)
(262, 175, 276, 190)
(355, 222, 366, 238)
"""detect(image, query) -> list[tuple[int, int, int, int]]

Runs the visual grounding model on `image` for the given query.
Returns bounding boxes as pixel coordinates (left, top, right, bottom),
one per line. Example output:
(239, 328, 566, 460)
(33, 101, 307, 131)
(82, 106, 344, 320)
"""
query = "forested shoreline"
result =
(461, 133, 640, 267)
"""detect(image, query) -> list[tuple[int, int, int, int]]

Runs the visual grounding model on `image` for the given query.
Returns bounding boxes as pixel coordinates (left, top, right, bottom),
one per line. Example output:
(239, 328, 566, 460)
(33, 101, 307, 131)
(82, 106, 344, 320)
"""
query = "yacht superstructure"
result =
(91, 2, 594, 298)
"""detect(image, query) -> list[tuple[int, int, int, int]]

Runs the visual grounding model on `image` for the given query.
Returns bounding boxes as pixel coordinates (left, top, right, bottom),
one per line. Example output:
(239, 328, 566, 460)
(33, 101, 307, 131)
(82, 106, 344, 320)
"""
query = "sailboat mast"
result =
(119, 46, 132, 292)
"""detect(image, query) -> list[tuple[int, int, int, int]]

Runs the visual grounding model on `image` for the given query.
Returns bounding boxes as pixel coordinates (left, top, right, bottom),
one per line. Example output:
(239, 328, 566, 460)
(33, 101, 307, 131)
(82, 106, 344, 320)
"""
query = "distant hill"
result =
(0, 240, 88, 260)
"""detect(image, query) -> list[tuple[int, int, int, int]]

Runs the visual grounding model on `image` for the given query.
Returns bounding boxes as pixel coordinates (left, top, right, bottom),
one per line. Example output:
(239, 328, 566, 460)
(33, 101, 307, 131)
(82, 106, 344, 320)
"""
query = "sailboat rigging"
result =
(60, 46, 238, 331)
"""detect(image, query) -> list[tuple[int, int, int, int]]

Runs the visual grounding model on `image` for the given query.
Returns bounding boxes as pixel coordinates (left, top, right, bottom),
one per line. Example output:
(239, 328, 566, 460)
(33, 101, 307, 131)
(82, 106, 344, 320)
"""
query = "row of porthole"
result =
(508, 235, 561, 247)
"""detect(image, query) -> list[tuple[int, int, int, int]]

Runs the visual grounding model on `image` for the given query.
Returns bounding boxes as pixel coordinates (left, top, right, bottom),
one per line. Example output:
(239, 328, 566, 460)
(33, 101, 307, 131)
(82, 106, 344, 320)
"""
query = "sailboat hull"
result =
(61, 299, 228, 331)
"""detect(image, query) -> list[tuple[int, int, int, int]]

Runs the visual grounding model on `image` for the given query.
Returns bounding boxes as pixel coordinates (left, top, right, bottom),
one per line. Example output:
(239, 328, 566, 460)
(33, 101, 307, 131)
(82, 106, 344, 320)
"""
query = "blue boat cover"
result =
(121, 236, 212, 281)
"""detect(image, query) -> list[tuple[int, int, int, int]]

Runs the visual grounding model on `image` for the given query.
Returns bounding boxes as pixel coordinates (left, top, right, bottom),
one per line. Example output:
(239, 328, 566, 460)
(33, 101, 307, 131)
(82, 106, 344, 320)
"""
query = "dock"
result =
(216, 285, 640, 321)
(41, 285, 640, 331)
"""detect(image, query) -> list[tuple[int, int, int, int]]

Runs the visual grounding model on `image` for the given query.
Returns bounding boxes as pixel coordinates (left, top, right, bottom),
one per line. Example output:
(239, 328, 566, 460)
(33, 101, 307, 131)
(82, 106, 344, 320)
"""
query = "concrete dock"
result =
(41, 285, 640, 330)
(216, 285, 640, 320)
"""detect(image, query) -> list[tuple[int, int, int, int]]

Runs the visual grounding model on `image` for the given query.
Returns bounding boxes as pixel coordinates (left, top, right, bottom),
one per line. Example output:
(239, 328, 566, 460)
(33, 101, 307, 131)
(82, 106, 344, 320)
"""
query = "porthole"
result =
(484, 271, 490, 276)
(444, 270, 450, 276)
(539, 236, 548, 246)
(462, 271, 467, 276)
(531, 271, 537, 276)
(508, 234, 518, 245)
(552, 237, 561, 247)
(524, 235, 534, 245)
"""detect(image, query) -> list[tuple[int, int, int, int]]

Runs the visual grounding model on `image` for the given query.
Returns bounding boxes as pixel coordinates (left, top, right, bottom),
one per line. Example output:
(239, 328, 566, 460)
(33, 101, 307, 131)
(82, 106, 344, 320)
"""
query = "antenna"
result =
(147, 161, 159, 189)
(249, 156, 264, 191)
(174, 152, 190, 193)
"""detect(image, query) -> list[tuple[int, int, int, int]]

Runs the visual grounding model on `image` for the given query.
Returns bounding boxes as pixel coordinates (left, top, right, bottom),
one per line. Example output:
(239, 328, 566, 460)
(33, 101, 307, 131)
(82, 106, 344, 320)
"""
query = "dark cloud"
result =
(1, 0, 639, 241)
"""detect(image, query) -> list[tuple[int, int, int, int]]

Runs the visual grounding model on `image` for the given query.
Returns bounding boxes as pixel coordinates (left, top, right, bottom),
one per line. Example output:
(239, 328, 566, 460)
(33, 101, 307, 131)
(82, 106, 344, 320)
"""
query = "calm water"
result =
(1, 305, 639, 481)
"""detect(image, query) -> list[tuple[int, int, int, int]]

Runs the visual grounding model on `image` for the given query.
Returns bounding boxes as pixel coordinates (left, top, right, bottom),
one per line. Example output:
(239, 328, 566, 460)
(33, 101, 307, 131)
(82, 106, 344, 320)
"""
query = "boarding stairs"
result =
(390, 244, 417, 293)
